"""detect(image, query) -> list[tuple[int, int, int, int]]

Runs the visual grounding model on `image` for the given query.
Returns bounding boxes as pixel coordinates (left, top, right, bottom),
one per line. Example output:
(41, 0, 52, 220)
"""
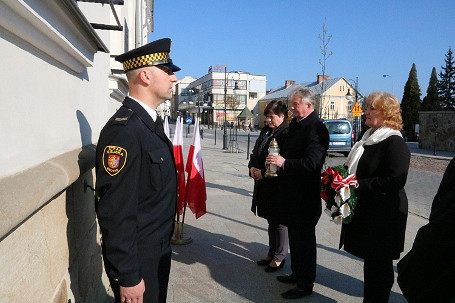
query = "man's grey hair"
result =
(288, 85, 315, 106)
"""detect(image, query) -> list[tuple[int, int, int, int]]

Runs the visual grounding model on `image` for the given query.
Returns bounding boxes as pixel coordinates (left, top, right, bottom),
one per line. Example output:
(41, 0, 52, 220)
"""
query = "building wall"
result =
(0, 1, 151, 301)
(321, 79, 355, 119)
(419, 111, 455, 152)
(177, 71, 266, 127)
(257, 78, 359, 127)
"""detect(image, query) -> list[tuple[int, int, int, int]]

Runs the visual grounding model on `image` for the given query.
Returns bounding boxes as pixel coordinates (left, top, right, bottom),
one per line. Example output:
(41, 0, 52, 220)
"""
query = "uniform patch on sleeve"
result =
(102, 146, 127, 176)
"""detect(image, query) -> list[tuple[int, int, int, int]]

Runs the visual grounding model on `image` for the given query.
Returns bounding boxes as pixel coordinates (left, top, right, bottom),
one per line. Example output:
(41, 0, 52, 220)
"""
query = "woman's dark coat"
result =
(340, 135, 410, 260)
(248, 122, 288, 220)
(277, 111, 329, 227)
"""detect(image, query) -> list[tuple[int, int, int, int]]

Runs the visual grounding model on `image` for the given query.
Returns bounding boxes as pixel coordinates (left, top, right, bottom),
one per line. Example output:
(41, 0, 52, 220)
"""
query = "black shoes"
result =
(276, 274, 298, 284)
(256, 258, 271, 266)
(264, 259, 285, 272)
(281, 287, 313, 299)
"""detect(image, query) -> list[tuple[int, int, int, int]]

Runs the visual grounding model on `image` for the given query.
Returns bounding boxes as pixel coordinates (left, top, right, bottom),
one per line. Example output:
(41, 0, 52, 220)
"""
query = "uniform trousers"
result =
(110, 240, 172, 303)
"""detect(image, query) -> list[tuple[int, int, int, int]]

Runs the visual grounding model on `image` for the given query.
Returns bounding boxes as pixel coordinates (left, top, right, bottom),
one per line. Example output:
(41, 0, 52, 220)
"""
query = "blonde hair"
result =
(366, 92, 403, 130)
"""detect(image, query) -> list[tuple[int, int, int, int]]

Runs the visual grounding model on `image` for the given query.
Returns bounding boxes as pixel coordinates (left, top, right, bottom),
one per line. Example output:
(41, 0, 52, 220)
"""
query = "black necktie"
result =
(155, 116, 164, 135)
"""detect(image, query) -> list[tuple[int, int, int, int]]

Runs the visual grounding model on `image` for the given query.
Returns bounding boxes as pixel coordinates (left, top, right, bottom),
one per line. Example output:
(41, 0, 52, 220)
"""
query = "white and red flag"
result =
(185, 118, 207, 219)
(172, 116, 186, 215)
(164, 115, 170, 139)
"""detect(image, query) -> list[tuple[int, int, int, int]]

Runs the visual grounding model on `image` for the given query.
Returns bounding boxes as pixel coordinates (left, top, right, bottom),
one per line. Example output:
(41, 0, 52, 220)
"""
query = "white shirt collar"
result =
(128, 95, 157, 121)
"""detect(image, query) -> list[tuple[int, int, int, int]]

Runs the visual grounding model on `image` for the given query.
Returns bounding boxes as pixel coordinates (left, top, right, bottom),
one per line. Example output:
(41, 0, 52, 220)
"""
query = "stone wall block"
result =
(419, 111, 455, 152)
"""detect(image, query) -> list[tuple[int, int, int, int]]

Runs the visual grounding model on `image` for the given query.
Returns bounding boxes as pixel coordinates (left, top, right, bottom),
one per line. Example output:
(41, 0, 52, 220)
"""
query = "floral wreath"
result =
(321, 165, 359, 224)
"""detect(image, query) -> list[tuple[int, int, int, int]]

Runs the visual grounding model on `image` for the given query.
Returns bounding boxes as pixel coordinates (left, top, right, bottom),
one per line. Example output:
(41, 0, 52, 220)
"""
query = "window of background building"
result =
(212, 79, 224, 88)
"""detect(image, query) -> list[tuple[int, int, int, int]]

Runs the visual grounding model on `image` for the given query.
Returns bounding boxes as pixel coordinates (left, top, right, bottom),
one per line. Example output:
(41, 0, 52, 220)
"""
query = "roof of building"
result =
(237, 107, 255, 118)
(260, 77, 343, 101)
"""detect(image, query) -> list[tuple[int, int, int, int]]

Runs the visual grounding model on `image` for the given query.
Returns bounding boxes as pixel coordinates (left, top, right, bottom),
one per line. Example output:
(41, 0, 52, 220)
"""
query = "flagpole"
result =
(181, 112, 197, 227)
(171, 116, 193, 245)
(181, 175, 191, 226)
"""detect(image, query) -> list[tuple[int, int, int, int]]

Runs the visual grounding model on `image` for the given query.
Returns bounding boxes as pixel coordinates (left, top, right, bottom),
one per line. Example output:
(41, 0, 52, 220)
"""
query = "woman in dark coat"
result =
(248, 100, 289, 272)
(341, 92, 410, 303)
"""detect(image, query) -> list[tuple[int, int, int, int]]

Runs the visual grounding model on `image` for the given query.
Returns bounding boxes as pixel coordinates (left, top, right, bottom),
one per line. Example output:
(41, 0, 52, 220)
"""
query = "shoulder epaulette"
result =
(111, 108, 134, 126)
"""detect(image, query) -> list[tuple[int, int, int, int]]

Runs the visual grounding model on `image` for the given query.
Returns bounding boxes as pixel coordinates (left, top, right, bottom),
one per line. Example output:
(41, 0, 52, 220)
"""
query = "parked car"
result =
(322, 119, 354, 156)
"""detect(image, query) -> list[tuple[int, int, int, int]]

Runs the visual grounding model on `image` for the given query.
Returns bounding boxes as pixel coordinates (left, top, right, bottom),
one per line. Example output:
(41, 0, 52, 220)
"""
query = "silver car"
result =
(323, 119, 354, 156)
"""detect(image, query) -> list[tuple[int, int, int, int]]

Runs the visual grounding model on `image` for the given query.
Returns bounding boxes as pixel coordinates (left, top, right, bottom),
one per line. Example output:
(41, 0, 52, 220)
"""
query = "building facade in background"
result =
(174, 66, 267, 127)
(258, 76, 363, 127)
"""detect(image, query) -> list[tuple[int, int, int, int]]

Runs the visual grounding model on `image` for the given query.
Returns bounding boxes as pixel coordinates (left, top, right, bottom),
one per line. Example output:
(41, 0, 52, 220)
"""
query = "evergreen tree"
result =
(438, 47, 455, 110)
(400, 63, 421, 138)
(422, 67, 441, 111)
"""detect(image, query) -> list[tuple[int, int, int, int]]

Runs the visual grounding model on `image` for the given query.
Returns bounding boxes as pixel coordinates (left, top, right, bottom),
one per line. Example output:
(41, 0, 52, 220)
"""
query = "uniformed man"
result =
(95, 38, 179, 303)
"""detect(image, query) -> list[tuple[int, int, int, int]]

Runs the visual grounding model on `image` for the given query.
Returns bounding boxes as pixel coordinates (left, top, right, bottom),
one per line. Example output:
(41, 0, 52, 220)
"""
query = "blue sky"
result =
(150, 0, 454, 99)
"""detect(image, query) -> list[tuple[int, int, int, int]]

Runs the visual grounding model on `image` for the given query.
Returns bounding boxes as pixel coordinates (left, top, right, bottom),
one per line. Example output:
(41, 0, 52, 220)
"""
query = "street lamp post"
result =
(223, 67, 240, 150)
(197, 98, 201, 125)
(346, 77, 361, 142)
(382, 74, 394, 95)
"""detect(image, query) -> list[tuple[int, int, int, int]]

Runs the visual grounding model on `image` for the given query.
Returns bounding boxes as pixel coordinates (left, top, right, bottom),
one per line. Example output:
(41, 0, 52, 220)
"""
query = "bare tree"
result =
(225, 95, 240, 126)
(318, 23, 333, 118)
(225, 95, 240, 112)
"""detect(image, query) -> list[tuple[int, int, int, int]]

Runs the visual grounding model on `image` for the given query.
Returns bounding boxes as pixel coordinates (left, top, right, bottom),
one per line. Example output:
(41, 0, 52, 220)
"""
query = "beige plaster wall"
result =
(0, 148, 112, 302)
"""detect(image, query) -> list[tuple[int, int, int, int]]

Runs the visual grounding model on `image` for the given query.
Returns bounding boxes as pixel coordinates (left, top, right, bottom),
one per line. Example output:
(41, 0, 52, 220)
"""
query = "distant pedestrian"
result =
(341, 92, 410, 302)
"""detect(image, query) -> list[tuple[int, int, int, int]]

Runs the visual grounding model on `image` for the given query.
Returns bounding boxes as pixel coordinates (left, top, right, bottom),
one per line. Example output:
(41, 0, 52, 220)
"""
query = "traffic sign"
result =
(352, 101, 362, 117)
(185, 117, 193, 124)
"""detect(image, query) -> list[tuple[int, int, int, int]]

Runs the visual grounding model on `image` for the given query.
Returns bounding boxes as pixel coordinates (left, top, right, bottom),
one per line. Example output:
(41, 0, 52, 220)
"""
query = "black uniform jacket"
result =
(95, 97, 177, 287)
(340, 135, 410, 260)
(277, 111, 329, 227)
(248, 122, 288, 220)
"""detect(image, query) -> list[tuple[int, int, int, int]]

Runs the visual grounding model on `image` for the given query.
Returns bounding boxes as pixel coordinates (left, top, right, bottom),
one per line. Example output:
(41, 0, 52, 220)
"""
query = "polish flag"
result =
(164, 115, 170, 139)
(172, 116, 186, 215)
(185, 118, 207, 219)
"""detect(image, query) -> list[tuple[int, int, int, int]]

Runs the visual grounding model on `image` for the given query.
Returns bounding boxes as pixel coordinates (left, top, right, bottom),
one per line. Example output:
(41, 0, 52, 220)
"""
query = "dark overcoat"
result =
(95, 97, 177, 293)
(248, 122, 288, 220)
(340, 135, 410, 260)
(277, 111, 329, 227)
(397, 157, 455, 302)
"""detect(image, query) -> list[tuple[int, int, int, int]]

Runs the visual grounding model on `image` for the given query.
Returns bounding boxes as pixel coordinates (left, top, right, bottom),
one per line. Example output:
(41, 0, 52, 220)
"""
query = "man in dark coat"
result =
(95, 38, 180, 303)
(266, 86, 329, 299)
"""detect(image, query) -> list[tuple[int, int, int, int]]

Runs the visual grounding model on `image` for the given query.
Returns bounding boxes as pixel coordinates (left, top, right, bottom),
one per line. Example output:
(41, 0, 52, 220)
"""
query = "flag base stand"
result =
(171, 221, 192, 245)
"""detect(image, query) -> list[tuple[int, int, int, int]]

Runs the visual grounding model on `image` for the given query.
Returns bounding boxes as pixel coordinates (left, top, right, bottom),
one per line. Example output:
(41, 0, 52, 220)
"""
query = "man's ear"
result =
(138, 68, 152, 84)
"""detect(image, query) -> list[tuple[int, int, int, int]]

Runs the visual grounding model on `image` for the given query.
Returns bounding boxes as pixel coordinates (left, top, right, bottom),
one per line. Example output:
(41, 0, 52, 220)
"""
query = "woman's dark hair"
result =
(263, 100, 288, 118)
